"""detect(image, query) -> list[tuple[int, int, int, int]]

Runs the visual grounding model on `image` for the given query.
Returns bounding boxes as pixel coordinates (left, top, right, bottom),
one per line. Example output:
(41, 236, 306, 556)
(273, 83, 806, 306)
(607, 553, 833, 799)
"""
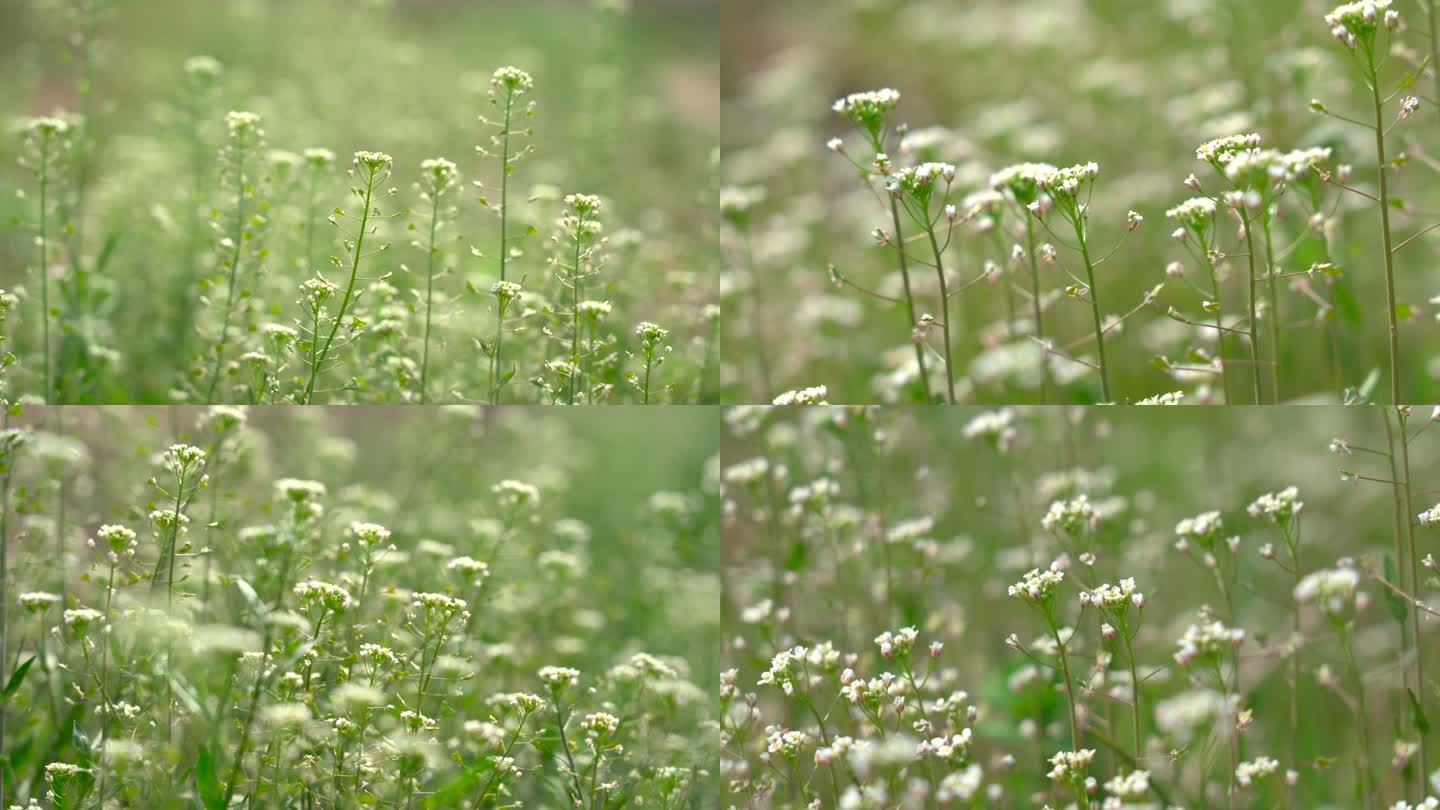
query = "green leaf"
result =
(1357, 368, 1381, 402)
(1389, 197, 1406, 210)
(1410, 688, 1432, 736)
(197, 746, 225, 810)
(1396, 302, 1414, 320)
(235, 578, 267, 619)
(3, 656, 35, 699)
(784, 541, 808, 572)
(1383, 555, 1408, 624)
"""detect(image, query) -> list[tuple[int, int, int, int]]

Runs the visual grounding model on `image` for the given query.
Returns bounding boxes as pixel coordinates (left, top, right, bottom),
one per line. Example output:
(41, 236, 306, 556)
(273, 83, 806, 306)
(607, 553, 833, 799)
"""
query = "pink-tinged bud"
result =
(840, 667, 854, 685)
(1286, 769, 1298, 786)
(1127, 210, 1144, 231)
(929, 641, 943, 657)
(1101, 623, 1116, 640)
(1005, 634, 1022, 651)
(1355, 591, 1371, 612)
(1131, 593, 1144, 609)
(1171, 227, 1187, 242)
(1166, 261, 1184, 277)
(1184, 173, 1201, 192)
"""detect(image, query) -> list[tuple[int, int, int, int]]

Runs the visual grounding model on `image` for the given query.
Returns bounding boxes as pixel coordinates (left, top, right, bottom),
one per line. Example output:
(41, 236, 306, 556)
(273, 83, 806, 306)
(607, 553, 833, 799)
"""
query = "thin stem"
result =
(1072, 218, 1111, 401)
(889, 197, 931, 401)
(1261, 215, 1282, 400)
(489, 301, 506, 404)
(1049, 616, 1080, 751)
(205, 136, 248, 402)
(303, 167, 378, 404)
(418, 192, 440, 404)
(1202, 245, 1232, 404)
(923, 225, 957, 403)
(1239, 208, 1264, 403)
(1121, 632, 1142, 762)
(568, 228, 583, 405)
(1024, 217, 1050, 403)
(1343, 623, 1375, 809)
(1396, 409, 1428, 782)
(38, 140, 51, 404)
(1370, 64, 1404, 406)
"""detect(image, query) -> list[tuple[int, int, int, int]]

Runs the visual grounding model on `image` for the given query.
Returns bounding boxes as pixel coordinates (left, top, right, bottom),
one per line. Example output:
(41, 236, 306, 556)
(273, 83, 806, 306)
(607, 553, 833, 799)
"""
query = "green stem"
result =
(1261, 215, 1282, 400)
(1202, 245, 1231, 404)
(418, 192, 440, 404)
(1240, 207, 1264, 403)
(889, 197, 931, 401)
(1369, 65, 1403, 406)
(923, 225, 957, 403)
(303, 168, 378, 404)
(38, 140, 51, 404)
(1023, 217, 1049, 403)
(205, 136, 248, 402)
(1343, 623, 1375, 809)
(1072, 219, 1110, 402)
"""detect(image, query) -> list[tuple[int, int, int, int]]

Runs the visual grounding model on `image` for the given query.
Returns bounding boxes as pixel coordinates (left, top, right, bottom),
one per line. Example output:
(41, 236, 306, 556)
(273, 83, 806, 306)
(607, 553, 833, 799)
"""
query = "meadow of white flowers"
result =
(722, 405, 1440, 808)
(0, 406, 718, 808)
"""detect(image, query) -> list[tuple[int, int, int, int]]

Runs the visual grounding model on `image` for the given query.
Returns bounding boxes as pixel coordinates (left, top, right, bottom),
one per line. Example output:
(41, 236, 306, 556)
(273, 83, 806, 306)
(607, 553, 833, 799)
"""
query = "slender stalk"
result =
(1239, 208, 1264, 403)
(489, 300, 507, 404)
(1382, 412, 1414, 714)
(473, 711, 532, 808)
(1342, 623, 1375, 810)
(1261, 216, 1282, 400)
(568, 229, 584, 405)
(1121, 632, 1142, 762)
(38, 139, 52, 404)
(554, 702, 586, 805)
(1368, 64, 1403, 406)
(1023, 218, 1050, 403)
(0, 439, 10, 809)
(642, 346, 655, 404)
(418, 192, 440, 404)
(303, 166, 380, 404)
(1072, 219, 1111, 402)
(1201, 246, 1231, 404)
(889, 197, 931, 401)
(922, 226, 957, 403)
(1396, 410, 1427, 782)
(1049, 616, 1080, 751)
(204, 137, 248, 402)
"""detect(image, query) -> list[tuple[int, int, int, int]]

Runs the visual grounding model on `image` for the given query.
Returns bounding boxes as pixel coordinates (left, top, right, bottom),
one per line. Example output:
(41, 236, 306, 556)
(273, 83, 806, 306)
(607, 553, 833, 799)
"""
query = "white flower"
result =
(1294, 567, 1360, 613)
(1236, 756, 1279, 787)
(772, 386, 829, 406)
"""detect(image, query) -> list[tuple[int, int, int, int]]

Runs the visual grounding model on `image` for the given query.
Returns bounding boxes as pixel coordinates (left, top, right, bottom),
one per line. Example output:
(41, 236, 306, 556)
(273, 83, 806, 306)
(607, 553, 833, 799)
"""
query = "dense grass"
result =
(1, 0, 719, 403)
(0, 404, 719, 808)
(720, 0, 1440, 405)
(722, 404, 1440, 808)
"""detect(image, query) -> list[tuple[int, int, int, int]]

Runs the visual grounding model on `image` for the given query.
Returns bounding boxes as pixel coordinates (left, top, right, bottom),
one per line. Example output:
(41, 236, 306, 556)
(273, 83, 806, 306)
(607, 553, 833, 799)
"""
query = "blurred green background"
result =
(720, 0, 1440, 404)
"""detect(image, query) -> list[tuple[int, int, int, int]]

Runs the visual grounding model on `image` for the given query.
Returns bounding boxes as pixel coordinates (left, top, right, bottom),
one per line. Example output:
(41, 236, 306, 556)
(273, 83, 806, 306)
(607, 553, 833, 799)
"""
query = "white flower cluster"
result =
(962, 409, 1015, 446)
(1196, 133, 1262, 166)
(1042, 494, 1095, 535)
(1325, 0, 1399, 49)
(1039, 162, 1099, 201)
(1247, 486, 1303, 525)
(832, 88, 901, 137)
(493, 479, 540, 509)
(1083, 578, 1143, 610)
(1419, 503, 1440, 526)
(1135, 391, 1185, 405)
(990, 162, 1057, 205)
(874, 626, 918, 658)
(766, 727, 809, 758)
(1174, 510, 1223, 541)
(1166, 197, 1218, 232)
(1046, 748, 1095, 783)
(1104, 769, 1150, 798)
(772, 386, 829, 405)
(1008, 566, 1065, 603)
(1235, 756, 1280, 786)
(491, 65, 534, 94)
(293, 579, 353, 613)
(1174, 619, 1245, 666)
(1294, 566, 1360, 613)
